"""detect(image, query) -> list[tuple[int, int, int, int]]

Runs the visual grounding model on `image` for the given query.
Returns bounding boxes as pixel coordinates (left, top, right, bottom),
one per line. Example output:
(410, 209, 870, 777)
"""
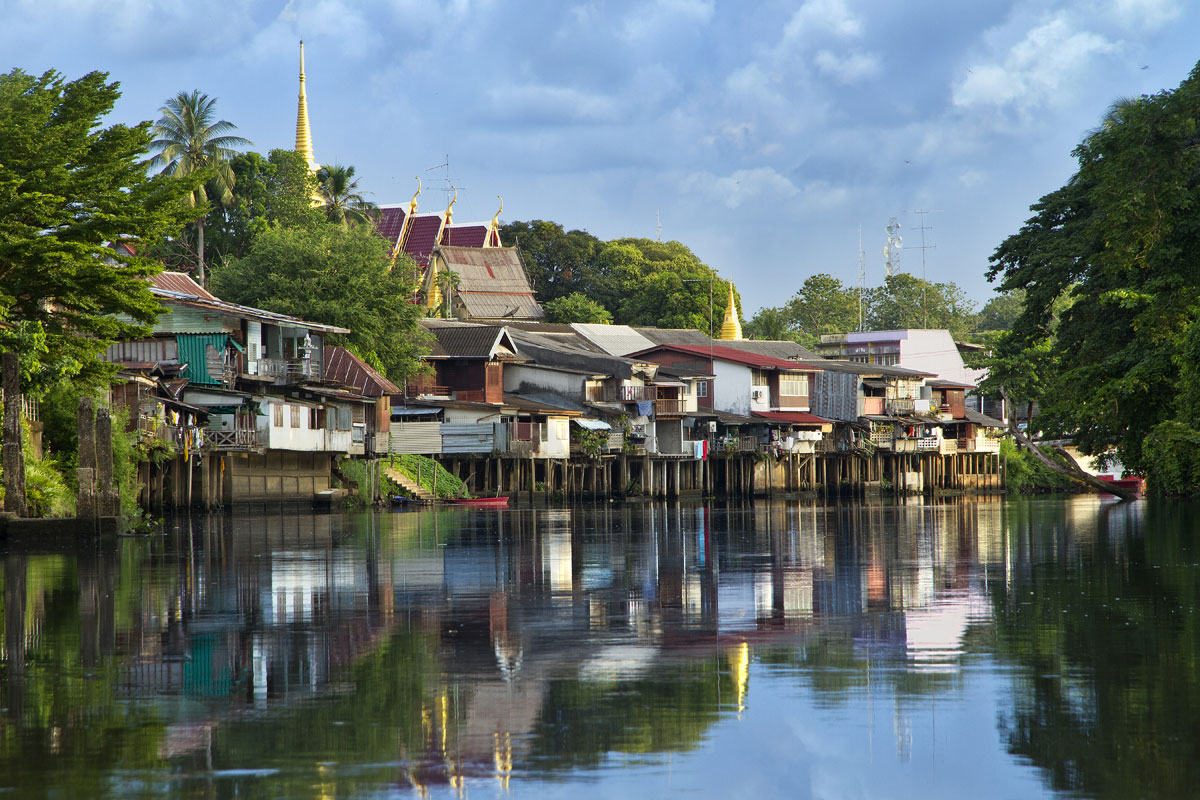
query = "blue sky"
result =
(4, 0, 1196, 314)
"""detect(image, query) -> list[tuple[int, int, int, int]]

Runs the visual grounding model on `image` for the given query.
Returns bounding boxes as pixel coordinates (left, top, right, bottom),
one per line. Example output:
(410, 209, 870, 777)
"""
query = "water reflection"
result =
(0, 497, 1190, 798)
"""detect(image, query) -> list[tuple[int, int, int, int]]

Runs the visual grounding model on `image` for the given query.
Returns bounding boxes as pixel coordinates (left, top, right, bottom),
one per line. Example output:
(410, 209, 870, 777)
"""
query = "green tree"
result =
(499, 220, 601, 302)
(0, 69, 197, 392)
(743, 306, 802, 342)
(865, 273, 976, 339)
(211, 223, 430, 380)
(317, 163, 377, 226)
(544, 292, 613, 324)
(975, 289, 1025, 332)
(147, 89, 250, 286)
(204, 149, 322, 261)
(783, 273, 861, 344)
(985, 64, 1200, 487)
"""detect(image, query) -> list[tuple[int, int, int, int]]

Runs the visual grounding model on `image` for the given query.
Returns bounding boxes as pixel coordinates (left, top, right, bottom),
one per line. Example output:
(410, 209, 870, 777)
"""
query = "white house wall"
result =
(713, 361, 752, 416)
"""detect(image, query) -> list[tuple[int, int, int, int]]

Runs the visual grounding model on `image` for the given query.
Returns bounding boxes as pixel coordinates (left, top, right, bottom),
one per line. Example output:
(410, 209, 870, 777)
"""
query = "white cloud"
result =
(621, 0, 714, 42)
(781, 0, 863, 43)
(1104, 0, 1182, 32)
(952, 13, 1116, 113)
(485, 84, 620, 124)
(682, 167, 798, 209)
(814, 49, 881, 84)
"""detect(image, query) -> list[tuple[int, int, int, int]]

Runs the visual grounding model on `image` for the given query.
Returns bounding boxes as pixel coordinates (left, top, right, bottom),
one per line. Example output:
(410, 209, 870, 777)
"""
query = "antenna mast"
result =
(884, 217, 903, 277)
(904, 208, 941, 327)
(656, 210, 662, 242)
(857, 224, 865, 331)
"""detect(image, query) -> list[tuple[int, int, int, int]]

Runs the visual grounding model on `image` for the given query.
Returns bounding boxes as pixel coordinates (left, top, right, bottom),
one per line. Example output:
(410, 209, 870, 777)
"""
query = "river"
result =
(0, 496, 1194, 798)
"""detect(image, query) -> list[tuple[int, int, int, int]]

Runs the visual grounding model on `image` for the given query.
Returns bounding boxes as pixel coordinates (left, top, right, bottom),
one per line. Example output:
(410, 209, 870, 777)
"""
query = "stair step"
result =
(382, 467, 438, 501)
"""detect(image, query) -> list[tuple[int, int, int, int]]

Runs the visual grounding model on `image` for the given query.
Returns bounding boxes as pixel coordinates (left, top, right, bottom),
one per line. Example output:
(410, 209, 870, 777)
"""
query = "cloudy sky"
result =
(4, 0, 1196, 314)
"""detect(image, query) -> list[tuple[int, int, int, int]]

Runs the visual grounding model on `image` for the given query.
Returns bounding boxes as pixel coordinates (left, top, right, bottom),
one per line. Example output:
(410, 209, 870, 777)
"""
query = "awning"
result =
(651, 379, 685, 388)
(392, 406, 442, 417)
(572, 418, 612, 431)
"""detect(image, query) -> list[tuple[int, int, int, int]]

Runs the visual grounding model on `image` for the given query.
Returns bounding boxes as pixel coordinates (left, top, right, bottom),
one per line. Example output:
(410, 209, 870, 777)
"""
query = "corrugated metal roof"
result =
(629, 343, 824, 371)
(323, 346, 401, 396)
(752, 411, 831, 426)
(441, 223, 489, 247)
(374, 206, 408, 245)
(150, 271, 217, 300)
(425, 325, 511, 359)
(403, 215, 444, 266)
(571, 323, 655, 356)
(149, 288, 350, 334)
(433, 245, 545, 321)
(634, 327, 823, 361)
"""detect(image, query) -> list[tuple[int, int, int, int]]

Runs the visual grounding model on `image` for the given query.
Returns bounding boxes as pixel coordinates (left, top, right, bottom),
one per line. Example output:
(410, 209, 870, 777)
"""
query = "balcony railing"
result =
(886, 398, 915, 416)
(206, 427, 264, 450)
(256, 357, 321, 383)
(406, 383, 450, 398)
(587, 384, 650, 403)
(654, 398, 685, 415)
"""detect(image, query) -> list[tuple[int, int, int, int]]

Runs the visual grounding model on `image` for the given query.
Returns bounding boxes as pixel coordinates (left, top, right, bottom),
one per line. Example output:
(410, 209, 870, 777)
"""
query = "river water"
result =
(0, 496, 1195, 799)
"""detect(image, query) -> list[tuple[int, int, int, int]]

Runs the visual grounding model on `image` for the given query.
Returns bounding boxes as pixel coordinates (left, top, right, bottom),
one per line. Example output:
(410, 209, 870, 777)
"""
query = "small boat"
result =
(447, 496, 511, 508)
(1097, 474, 1145, 494)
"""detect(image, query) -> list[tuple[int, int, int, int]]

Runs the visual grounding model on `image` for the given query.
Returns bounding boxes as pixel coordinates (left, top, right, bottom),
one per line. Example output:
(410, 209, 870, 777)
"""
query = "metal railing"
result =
(587, 384, 650, 403)
(256, 357, 321, 383)
(886, 398, 915, 415)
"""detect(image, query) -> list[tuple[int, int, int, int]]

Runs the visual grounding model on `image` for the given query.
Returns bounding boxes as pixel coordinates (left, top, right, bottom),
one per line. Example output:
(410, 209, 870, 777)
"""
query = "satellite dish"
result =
(895, 235, 903, 248)
(883, 244, 890, 258)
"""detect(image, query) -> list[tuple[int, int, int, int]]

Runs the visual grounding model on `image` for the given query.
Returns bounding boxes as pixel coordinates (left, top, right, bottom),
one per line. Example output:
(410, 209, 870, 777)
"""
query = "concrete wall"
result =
(503, 364, 584, 404)
(713, 361, 751, 416)
(225, 450, 332, 503)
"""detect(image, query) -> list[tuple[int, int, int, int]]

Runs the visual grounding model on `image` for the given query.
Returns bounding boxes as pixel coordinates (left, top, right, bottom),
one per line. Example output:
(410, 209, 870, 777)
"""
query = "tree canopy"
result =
(543, 292, 612, 324)
(983, 61, 1200, 490)
(210, 223, 429, 380)
(0, 68, 197, 392)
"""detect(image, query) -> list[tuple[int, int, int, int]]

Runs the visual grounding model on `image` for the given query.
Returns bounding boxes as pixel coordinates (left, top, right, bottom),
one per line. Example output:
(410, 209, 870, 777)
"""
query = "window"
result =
(697, 381, 708, 398)
(557, 420, 567, 440)
(682, 382, 691, 396)
(290, 405, 301, 428)
(273, 404, 284, 428)
(540, 421, 549, 441)
(779, 374, 809, 397)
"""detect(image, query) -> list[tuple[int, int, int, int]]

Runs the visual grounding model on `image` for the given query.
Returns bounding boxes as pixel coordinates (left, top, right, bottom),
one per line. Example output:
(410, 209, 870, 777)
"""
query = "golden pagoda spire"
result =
(295, 40, 318, 172)
(719, 281, 742, 340)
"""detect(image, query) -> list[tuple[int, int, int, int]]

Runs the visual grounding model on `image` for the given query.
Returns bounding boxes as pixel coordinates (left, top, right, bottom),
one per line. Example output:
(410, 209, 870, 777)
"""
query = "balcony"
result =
(256, 357, 321, 384)
(587, 383, 649, 403)
(206, 427, 265, 450)
(958, 436, 1001, 453)
(654, 398, 685, 416)
(406, 383, 451, 398)
(886, 398, 915, 416)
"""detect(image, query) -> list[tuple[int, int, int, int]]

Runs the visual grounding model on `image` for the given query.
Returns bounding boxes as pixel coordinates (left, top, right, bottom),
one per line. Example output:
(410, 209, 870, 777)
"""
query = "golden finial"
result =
(444, 185, 457, 225)
(491, 195, 503, 229)
(487, 195, 503, 247)
(719, 281, 743, 340)
(295, 40, 318, 172)
(408, 176, 421, 216)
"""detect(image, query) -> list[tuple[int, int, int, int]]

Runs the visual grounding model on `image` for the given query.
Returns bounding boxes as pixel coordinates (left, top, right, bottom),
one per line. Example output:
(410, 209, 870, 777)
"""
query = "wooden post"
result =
(2, 352, 26, 516)
(95, 408, 118, 517)
(77, 397, 98, 519)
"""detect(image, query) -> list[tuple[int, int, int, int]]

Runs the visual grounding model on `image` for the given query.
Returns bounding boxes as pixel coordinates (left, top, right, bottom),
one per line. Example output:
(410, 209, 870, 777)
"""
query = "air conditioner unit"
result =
(752, 389, 765, 401)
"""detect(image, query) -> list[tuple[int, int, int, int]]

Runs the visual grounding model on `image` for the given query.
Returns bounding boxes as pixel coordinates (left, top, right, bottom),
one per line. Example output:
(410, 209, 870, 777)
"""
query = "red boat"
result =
(1097, 474, 1145, 494)
(447, 496, 511, 508)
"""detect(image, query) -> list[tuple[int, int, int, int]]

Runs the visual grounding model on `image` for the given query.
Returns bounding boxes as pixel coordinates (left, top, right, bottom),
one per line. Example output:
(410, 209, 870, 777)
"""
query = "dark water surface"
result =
(2, 497, 1197, 799)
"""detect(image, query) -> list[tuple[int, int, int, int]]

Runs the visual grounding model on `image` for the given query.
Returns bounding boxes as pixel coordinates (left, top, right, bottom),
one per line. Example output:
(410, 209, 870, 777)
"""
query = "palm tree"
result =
(317, 163, 378, 226)
(148, 90, 250, 286)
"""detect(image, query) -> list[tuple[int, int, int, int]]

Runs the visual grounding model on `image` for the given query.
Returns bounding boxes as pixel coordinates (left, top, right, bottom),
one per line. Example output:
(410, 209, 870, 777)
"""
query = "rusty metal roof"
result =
(323, 346, 401, 396)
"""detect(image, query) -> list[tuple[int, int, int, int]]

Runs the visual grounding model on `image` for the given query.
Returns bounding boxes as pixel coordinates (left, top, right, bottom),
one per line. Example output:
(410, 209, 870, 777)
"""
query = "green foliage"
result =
(975, 289, 1025, 332)
(999, 439, 1078, 494)
(865, 273, 977, 339)
(1141, 421, 1200, 497)
(501, 221, 733, 335)
(544, 292, 613, 324)
(174, 149, 323, 266)
(571, 426, 608, 458)
(316, 163, 377, 226)
(387, 454, 468, 499)
(108, 408, 143, 523)
(743, 306, 803, 343)
(0, 69, 198, 394)
(985, 63, 1200, 477)
(211, 223, 431, 380)
(0, 419, 74, 517)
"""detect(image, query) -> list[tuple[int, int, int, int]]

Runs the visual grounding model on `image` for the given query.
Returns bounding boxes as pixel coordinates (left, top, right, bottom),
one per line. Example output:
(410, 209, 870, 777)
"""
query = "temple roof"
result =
(441, 223, 490, 248)
(431, 245, 544, 321)
(403, 214, 445, 267)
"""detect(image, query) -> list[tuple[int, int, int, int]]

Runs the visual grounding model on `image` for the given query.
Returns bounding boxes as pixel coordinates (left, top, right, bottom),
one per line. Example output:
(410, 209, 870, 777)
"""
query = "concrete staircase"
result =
(382, 466, 438, 502)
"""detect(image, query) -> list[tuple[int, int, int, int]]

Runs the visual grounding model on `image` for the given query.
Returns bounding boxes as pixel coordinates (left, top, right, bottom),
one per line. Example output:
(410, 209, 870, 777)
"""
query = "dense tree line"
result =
(979, 61, 1200, 493)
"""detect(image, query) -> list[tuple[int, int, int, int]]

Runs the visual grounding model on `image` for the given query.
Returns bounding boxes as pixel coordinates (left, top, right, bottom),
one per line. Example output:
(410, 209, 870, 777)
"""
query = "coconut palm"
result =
(148, 90, 250, 286)
(317, 163, 378, 226)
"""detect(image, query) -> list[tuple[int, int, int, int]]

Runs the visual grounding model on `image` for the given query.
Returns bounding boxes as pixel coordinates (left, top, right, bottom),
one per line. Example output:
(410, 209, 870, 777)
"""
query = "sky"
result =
(3, 0, 1197, 315)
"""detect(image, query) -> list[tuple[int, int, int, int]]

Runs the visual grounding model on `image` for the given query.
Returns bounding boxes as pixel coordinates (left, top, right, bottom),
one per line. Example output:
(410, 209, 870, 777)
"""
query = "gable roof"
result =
(433, 245, 544, 320)
(374, 205, 408, 247)
(423, 324, 520, 359)
(441, 223, 490, 248)
(572, 323, 656, 357)
(323, 346, 401, 396)
(402, 214, 445, 267)
(147, 273, 350, 334)
(634, 327, 823, 361)
(629, 343, 823, 372)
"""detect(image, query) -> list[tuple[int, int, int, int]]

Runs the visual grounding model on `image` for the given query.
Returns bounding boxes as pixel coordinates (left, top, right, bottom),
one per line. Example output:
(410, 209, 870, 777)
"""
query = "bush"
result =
(1000, 438, 1079, 494)
(388, 454, 468, 499)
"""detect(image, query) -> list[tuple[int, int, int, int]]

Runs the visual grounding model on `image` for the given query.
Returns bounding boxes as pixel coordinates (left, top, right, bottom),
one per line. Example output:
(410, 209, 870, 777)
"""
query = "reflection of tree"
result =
(990, 502, 1200, 798)
(526, 658, 734, 768)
